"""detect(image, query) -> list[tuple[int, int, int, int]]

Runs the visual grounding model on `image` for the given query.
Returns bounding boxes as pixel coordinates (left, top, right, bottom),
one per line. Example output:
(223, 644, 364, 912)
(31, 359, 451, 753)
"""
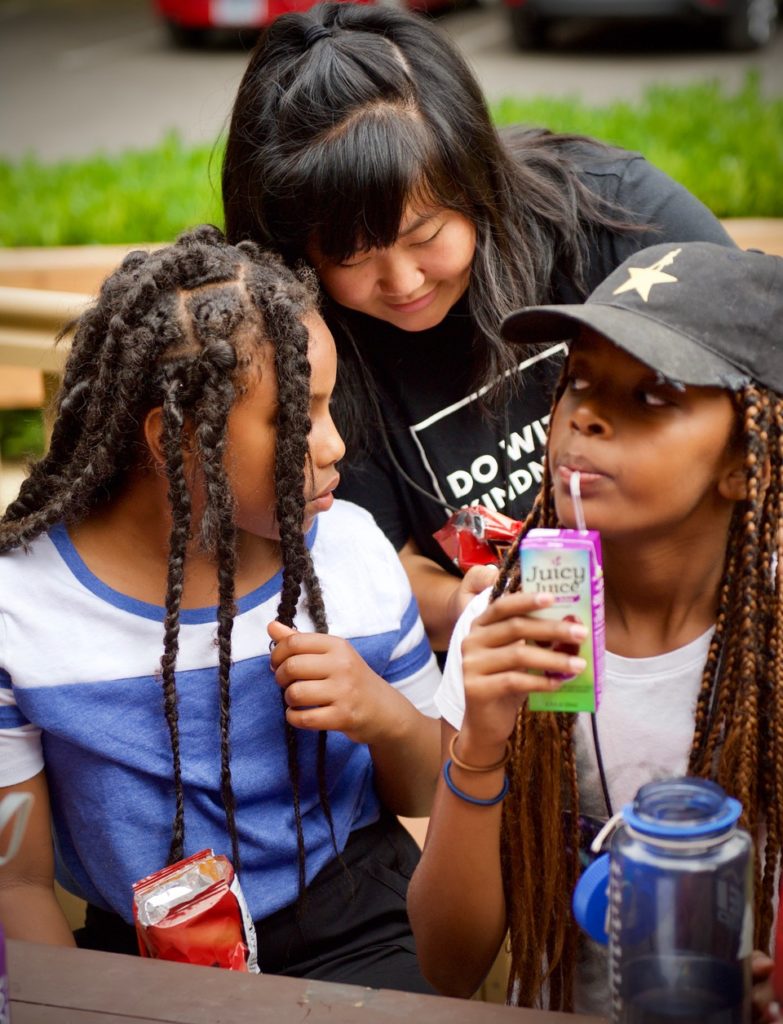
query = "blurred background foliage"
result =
(0, 72, 780, 247)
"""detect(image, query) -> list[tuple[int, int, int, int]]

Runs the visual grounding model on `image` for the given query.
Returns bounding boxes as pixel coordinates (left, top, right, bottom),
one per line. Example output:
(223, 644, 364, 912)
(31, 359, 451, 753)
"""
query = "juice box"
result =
(520, 528, 605, 714)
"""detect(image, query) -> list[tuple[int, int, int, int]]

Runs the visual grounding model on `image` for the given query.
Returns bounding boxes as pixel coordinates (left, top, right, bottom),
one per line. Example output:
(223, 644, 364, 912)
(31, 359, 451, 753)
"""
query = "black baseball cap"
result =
(501, 242, 783, 395)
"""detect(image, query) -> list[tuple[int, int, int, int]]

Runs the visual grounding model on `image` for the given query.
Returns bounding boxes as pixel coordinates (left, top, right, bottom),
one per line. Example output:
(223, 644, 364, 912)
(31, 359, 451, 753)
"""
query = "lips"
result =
(307, 476, 340, 509)
(386, 288, 437, 314)
(556, 455, 610, 484)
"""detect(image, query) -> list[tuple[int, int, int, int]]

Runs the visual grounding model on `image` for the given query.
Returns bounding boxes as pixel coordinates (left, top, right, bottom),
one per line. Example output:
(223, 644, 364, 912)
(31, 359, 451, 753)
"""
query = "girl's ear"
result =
(143, 407, 197, 470)
(718, 456, 771, 502)
(143, 407, 166, 468)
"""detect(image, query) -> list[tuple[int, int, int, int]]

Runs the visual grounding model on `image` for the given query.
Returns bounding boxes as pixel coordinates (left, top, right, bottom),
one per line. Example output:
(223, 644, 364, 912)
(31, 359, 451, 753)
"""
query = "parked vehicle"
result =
(156, 0, 382, 46)
(503, 0, 779, 51)
(155, 0, 453, 47)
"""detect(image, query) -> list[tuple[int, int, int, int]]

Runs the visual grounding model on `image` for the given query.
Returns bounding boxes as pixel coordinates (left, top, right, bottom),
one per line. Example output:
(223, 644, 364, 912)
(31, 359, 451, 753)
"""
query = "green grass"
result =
(0, 73, 780, 247)
(0, 133, 224, 247)
(493, 73, 783, 220)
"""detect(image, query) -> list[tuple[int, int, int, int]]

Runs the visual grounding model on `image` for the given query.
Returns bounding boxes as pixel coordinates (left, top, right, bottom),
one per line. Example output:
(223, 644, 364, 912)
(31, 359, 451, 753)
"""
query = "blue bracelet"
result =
(443, 759, 509, 806)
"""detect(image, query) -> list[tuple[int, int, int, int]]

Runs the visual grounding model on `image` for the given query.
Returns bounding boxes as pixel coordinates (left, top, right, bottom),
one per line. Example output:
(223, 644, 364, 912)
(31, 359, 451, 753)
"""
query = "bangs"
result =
(268, 105, 457, 263)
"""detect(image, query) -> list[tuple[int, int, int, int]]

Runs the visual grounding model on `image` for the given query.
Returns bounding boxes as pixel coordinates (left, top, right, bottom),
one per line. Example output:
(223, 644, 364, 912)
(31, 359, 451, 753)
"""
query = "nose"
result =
(569, 400, 612, 437)
(312, 410, 346, 469)
(377, 252, 425, 299)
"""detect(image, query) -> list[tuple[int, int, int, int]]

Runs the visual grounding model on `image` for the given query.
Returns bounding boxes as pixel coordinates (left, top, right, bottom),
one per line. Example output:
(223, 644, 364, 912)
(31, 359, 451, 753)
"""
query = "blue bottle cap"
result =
(572, 853, 610, 945)
(624, 778, 742, 840)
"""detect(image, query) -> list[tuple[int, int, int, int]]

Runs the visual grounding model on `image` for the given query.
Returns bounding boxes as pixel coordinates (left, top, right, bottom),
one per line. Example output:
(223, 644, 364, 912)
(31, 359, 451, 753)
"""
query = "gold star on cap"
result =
(613, 247, 682, 302)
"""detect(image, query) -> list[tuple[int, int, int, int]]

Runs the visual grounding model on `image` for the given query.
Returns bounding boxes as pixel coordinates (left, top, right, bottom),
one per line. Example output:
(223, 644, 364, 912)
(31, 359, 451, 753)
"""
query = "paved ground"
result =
(1, 0, 781, 161)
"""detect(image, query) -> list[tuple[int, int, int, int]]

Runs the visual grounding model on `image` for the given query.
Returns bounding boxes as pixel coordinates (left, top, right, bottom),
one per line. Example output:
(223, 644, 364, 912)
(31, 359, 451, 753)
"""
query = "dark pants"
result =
(74, 814, 435, 994)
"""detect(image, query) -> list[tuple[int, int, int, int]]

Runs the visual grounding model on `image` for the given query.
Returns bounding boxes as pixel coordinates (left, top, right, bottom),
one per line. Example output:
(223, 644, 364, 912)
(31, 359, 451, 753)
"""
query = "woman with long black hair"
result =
(222, 2, 735, 649)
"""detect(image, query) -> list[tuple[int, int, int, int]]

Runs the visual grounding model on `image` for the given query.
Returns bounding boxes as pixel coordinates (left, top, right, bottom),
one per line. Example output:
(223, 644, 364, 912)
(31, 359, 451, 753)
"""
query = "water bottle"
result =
(574, 777, 753, 1023)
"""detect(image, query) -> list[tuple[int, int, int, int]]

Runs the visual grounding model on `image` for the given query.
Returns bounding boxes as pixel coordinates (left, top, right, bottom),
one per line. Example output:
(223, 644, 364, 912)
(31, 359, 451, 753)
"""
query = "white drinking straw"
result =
(570, 470, 588, 533)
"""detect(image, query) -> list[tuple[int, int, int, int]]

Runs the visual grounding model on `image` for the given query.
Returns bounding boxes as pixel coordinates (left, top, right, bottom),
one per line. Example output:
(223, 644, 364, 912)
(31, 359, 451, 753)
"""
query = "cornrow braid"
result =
(0, 226, 341, 889)
(493, 379, 783, 1010)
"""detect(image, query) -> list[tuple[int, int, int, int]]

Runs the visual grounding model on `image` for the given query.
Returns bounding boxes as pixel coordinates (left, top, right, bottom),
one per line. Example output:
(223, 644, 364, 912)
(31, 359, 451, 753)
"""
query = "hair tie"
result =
(303, 24, 332, 48)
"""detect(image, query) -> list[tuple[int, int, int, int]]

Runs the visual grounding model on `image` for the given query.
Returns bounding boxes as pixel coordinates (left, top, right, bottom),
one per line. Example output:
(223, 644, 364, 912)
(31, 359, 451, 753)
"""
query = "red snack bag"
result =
(132, 849, 259, 973)
(433, 505, 523, 572)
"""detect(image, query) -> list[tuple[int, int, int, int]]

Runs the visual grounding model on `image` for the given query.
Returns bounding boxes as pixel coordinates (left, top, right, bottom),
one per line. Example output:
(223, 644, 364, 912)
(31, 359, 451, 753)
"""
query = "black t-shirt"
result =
(335, 144, 735, 575)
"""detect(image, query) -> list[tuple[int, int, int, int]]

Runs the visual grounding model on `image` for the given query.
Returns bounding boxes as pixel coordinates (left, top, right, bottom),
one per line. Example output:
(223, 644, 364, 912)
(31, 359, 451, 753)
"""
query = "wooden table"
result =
(6, 940, 607, 1024)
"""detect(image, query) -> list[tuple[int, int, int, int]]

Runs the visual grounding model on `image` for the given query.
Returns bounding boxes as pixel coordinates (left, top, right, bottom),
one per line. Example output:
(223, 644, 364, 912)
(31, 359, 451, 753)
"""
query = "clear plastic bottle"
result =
(607, 778, 753, 1023)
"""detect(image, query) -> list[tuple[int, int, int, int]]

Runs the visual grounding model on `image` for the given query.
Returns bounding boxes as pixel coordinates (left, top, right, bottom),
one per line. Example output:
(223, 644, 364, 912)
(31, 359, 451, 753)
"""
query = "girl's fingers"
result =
(475, 590, 554, 625)
(282, 680, 336, 709)
(465, 668, 571, 696)
(285, 704, 345, 732)
(269, 631, 339, 672)
(467, 613, 588, 650)
(463, 642, 586, 681)
(273, 654, 333, 687)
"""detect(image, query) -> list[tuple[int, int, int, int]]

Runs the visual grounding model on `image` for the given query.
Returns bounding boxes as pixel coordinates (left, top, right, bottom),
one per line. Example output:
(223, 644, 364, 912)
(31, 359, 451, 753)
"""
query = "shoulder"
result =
(575, 144, 733, 245)
(314, 499, 394, 549)
(314, 498, 406, 578)
(311, 500, 413, 630)
(0, 530, 60, 593)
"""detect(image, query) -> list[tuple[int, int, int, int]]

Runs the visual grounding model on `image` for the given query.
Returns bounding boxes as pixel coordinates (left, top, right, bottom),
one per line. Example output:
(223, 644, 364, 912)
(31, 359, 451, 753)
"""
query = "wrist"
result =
(453, 732, 510, 771)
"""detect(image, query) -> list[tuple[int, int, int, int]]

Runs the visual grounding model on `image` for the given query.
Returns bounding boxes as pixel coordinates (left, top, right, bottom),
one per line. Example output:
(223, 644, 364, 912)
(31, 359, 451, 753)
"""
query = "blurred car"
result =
(157, 0, 314, 46)
(156, 0, 453, 46)
(503, 0, 779, 50)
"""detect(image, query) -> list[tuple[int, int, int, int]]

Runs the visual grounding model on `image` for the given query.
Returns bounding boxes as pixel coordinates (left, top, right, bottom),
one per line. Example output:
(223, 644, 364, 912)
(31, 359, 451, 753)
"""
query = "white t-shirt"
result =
(435, 588, 711, 1015)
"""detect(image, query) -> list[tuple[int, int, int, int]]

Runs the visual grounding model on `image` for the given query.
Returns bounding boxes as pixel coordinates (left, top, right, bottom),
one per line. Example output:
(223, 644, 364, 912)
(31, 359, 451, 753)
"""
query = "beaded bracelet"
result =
(448, 733, 512, 773)
(443, 759, 509, 807)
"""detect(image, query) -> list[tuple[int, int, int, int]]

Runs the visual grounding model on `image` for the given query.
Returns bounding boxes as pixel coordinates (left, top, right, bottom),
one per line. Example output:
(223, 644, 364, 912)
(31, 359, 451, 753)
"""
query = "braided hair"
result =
(490, 376, 783, 1011)
(0, 224, 337, 881)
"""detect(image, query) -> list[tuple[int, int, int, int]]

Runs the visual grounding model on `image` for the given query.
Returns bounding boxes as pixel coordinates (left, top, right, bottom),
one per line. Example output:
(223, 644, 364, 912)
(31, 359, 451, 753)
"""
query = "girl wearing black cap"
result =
(408, 242, 782, 1017)
(221, 2, 736, 652)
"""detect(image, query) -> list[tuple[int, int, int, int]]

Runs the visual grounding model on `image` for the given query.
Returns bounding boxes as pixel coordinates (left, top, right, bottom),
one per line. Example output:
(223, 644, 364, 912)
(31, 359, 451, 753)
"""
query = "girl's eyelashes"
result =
(337, 254, 371, 269)
(637, 388, 670, 408)
(565, 368, 675, 408)
(410, 224, 444, 247)
(335, 223, 444, 266)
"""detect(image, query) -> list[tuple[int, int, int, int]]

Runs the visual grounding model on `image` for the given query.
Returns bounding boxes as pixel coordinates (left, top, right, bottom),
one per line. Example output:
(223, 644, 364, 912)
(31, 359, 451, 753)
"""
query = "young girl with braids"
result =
(407, 242, 783, 1017)
(0, 226, 441, 992)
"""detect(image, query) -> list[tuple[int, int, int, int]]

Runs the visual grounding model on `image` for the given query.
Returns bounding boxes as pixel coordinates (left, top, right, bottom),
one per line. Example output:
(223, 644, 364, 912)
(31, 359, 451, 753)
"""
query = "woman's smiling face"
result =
(548, 330, 743, 543)
(308, 203, 476, 333)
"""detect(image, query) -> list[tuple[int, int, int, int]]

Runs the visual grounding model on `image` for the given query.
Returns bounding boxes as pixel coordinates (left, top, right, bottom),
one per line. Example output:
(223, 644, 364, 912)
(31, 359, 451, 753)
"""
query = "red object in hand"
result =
(132, 849, 258, 972)
(433, 505, 523, 572)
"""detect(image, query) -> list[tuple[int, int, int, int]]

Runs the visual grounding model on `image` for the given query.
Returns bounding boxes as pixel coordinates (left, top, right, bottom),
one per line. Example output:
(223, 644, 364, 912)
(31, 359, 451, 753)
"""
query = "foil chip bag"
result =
(132, 848, 259, 972)
(434, 505, 523, 571)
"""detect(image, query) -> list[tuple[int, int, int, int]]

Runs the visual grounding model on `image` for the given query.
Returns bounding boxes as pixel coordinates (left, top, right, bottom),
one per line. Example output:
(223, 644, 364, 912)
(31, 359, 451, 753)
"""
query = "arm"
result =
(268, 621, 440, 816)
(407, 590, 588, 996)
(0, 771, 75, 945)
(399, 538, 498, 652)
(407, 718, 509, 997)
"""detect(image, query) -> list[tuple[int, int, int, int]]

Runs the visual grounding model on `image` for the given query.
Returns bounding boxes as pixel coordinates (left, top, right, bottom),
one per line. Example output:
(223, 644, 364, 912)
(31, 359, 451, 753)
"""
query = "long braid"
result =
(193, 341, 241, 871)
(494, 378, 783, 1007)
(245, 263, 339, 896)
(159, 369, 192, 864)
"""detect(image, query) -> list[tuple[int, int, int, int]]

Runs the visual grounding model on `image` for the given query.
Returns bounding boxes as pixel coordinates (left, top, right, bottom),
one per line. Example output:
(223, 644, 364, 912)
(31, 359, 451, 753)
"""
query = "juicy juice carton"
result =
(520, 527, 605, 713)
